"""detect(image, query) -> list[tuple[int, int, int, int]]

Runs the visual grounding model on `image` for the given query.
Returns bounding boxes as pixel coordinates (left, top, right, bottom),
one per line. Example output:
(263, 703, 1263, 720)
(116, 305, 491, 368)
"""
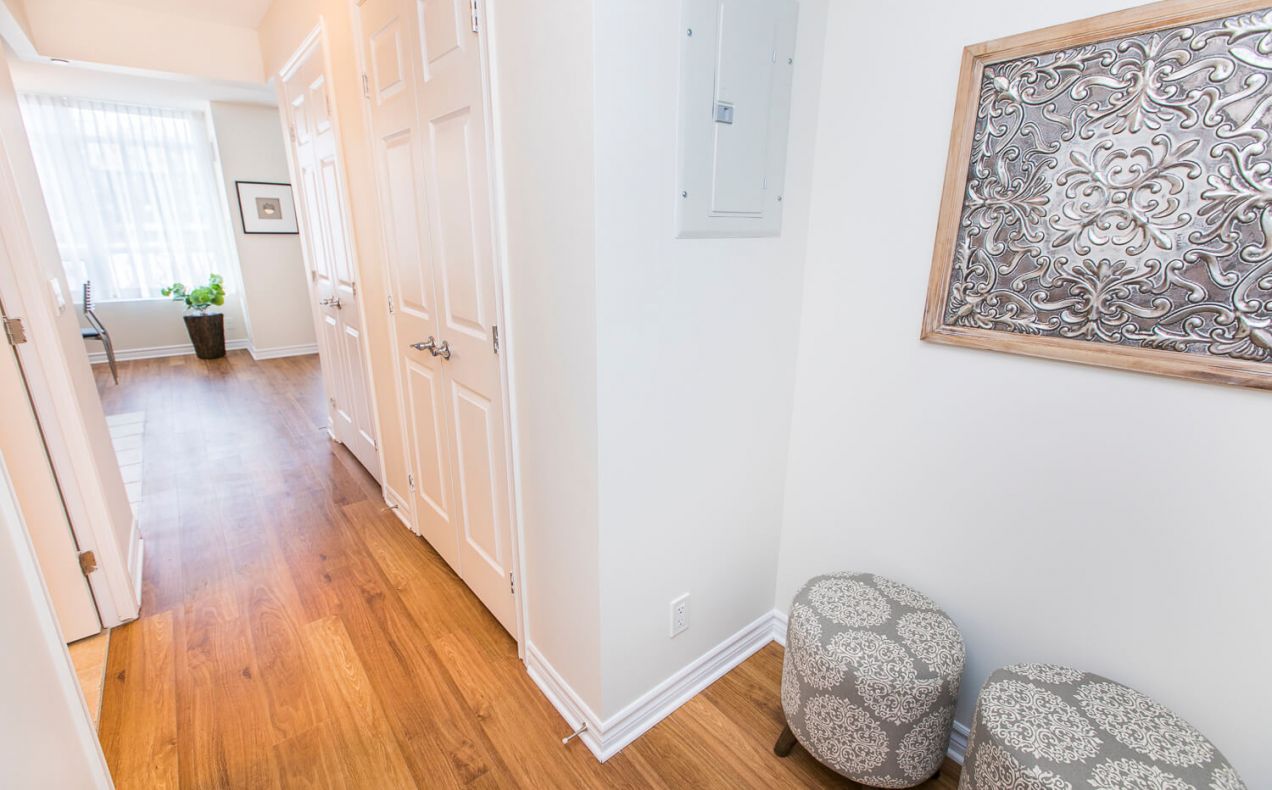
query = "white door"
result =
(359, 0, 516, 634)
(0, 297, 100, 642)
(282, 34, 382, 481)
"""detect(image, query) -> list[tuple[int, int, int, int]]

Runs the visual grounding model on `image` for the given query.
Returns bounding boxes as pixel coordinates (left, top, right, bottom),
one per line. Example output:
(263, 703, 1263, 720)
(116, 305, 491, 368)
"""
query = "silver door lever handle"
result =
(433, 339, 451, 360)
(319, 297, 342, 309)
(411, 337, 437, 352)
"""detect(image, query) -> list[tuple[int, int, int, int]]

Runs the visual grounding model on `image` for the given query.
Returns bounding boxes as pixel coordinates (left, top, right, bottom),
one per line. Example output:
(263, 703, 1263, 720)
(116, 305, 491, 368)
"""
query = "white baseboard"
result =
(949, 720, 970, 765)
(87, 338, 249, 364)
(248, 343, 318, 361)
(525, 609, 782, 762)
(772, 609, 788, 646)
(130, 537, 144, 609)
(383, 487, 413, 531)
(127, 517, 143, 610)
(524, 641, 604, 756)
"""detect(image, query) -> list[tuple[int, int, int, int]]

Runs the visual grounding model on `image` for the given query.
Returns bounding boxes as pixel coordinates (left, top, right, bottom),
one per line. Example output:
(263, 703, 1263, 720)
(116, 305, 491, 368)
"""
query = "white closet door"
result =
(358, 0, 515, 635)
(283, 32, 381, 481)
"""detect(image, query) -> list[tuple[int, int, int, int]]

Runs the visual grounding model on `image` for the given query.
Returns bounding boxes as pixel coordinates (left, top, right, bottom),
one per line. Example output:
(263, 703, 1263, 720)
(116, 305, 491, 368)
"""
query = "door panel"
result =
(404, 360, 455, 563)
(361, 0, 454, 553)
(319, 158, 353, 285)
(283, 31, 381, 480)
(370, 22, 406, 100)
(420, 0, 464, 75)
(360, 0, 515, 635)
(411, 0, 515, 632)
(428, 109, 485, 337)
(450, 382, 500, 572)
(380, 133, 431, 319)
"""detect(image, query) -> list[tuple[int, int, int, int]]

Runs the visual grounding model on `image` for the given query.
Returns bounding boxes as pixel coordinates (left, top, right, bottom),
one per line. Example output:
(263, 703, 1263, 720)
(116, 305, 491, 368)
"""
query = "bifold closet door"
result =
(359, 0, 516, 635)
(283, 34, 381, 481)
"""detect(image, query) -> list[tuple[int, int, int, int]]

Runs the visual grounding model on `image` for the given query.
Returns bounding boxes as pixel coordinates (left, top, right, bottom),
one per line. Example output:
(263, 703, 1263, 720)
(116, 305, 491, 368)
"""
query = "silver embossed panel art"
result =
(922, 5, 1272, 389)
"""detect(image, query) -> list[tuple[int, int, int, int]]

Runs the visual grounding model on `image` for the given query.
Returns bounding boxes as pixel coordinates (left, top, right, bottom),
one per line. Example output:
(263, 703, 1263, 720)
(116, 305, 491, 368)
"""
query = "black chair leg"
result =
(773, 723, 797, 757)
(100, 332, 118, 384)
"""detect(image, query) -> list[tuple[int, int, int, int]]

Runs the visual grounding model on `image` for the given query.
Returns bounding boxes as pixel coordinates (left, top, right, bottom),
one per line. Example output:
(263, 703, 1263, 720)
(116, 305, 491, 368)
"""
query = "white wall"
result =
(775, 0, 1272, 785)
(592, 0, 827, 718)
(210, 100, 315, 356)
(77, 296, 250, 359)
(0, 455, 111, 790)
(489, 0, 605, 712)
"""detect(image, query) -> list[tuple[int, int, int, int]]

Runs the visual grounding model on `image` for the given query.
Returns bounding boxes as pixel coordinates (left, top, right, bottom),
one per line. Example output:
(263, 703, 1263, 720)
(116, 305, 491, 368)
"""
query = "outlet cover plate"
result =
(670, 593, 690, 638)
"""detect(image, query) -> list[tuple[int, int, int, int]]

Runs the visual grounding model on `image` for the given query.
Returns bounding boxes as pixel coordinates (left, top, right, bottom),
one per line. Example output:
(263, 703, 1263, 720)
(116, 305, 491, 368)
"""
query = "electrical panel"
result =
(675, 0, 799, 238)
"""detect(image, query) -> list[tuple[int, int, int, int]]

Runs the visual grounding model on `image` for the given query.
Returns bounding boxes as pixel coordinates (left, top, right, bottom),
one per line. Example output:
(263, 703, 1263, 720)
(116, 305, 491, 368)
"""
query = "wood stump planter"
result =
(183, 312, 225, 359)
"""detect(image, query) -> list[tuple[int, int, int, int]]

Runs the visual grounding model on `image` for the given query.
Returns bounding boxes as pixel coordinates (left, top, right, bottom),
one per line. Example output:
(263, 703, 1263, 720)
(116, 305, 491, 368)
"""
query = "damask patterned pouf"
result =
(959, 665, 1247, 790)
(776, 572, 965, 788)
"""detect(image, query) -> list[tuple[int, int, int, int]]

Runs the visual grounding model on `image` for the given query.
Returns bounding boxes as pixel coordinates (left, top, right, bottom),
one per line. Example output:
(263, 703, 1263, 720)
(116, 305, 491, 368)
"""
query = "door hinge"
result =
(351, 281, 358, 296)
(361, 73, 370, 99)
(289, 125, 297, 143)
(329, 396, 337, 411)
(387, 293, 395, 314)
(492, 324, 499, 354)
(78, 550, 97, 575)
(470, 0, 480, 33)
(508, 571, 515, 594)
(408, 473, 415, 490)
(3, 316, 27, 345)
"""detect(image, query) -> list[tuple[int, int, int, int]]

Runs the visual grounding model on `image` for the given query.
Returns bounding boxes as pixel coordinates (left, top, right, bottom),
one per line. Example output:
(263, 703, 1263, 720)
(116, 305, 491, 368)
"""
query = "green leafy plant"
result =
(161, 273, 225, 313)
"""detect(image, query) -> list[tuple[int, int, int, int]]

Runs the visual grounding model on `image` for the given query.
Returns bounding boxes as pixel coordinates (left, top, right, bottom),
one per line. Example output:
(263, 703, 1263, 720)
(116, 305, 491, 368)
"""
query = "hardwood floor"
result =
(69, 629, 110, 728)
(94, 351, 959, 789)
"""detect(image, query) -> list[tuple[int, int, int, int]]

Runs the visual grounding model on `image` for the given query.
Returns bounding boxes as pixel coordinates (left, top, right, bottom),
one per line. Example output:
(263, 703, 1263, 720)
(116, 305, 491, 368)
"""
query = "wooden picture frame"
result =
(921, 0, 1272, 390)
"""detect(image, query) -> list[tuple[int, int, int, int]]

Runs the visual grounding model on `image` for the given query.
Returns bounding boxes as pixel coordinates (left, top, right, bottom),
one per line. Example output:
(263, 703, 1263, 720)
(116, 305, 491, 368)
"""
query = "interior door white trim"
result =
(278, 22, 389, 487)
(349, 0, 524, 649)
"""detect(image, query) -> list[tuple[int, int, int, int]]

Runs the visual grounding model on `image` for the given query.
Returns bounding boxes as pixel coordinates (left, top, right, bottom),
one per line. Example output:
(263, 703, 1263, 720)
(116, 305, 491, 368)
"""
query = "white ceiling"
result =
(106, 0, 273, 29)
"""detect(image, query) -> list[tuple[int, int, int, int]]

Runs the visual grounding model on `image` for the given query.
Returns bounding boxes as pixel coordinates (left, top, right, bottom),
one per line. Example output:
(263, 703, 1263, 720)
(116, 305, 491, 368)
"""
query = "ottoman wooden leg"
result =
(773, 723, 797, 757)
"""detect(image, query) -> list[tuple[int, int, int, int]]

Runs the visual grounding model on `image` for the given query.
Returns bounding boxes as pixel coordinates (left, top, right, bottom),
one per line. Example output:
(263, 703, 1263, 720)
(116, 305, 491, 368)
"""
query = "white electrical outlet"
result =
(670, 594, 690, 638)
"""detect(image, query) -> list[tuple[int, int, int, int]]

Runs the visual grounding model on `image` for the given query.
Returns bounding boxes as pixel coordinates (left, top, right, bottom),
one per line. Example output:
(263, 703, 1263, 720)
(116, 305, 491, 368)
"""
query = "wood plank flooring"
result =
(68, 630, 110, 728)
(94, 352, 959, 789)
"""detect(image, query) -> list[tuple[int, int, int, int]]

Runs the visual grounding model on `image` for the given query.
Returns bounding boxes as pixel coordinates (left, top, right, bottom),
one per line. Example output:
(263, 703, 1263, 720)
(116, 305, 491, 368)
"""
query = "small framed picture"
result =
(234, 181, 299, 234)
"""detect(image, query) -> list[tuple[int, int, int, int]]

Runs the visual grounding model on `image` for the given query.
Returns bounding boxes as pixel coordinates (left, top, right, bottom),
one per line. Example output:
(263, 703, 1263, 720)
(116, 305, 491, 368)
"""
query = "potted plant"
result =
(161, 274, 227, 360)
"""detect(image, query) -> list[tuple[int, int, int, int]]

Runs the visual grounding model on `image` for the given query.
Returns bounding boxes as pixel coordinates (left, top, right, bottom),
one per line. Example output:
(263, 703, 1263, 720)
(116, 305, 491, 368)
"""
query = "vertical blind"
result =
(19, 95, 235, 301)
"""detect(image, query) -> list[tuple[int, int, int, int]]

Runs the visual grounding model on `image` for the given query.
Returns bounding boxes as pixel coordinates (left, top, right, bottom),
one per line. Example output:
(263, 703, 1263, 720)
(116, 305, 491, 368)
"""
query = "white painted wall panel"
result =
(776, 1, 1272, 784)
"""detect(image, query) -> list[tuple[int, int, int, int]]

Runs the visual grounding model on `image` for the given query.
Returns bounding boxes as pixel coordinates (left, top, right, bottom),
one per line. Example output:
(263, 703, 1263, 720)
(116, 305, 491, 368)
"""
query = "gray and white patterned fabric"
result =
(781, 572, 965, 788)
(959, 665, 1247, 790)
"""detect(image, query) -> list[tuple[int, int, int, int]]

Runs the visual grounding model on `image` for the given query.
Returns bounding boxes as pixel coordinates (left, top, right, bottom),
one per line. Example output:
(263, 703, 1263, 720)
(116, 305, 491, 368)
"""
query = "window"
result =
(19, 95, 235, 301)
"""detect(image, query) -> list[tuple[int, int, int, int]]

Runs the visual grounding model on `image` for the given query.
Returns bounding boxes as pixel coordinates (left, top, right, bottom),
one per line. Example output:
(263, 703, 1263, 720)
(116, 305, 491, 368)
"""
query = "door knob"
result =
(410, 336, 451, 360)
(319, 297, 342, 309)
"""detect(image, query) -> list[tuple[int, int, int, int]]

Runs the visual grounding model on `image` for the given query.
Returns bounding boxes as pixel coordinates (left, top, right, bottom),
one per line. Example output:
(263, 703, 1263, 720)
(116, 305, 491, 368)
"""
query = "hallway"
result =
(93, 352, 958, 789)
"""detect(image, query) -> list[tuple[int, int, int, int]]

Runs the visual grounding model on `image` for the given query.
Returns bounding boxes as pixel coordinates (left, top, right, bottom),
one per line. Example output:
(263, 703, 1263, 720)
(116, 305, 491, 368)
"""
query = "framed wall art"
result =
(234, 181, 299, 235)
(922, 0, 1272, 389)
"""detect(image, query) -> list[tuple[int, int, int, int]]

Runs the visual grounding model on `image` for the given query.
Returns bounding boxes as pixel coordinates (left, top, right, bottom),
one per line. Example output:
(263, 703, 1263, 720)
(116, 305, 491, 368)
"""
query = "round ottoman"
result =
(960, 665, 1246, 790)
(777, 572, 965, 788)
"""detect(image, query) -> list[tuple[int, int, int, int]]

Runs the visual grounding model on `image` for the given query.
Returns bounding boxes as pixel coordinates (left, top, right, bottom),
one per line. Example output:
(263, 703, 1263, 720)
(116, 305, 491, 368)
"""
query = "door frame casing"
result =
(277, 22, 391, 495)
(348, 0, 527, 652)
